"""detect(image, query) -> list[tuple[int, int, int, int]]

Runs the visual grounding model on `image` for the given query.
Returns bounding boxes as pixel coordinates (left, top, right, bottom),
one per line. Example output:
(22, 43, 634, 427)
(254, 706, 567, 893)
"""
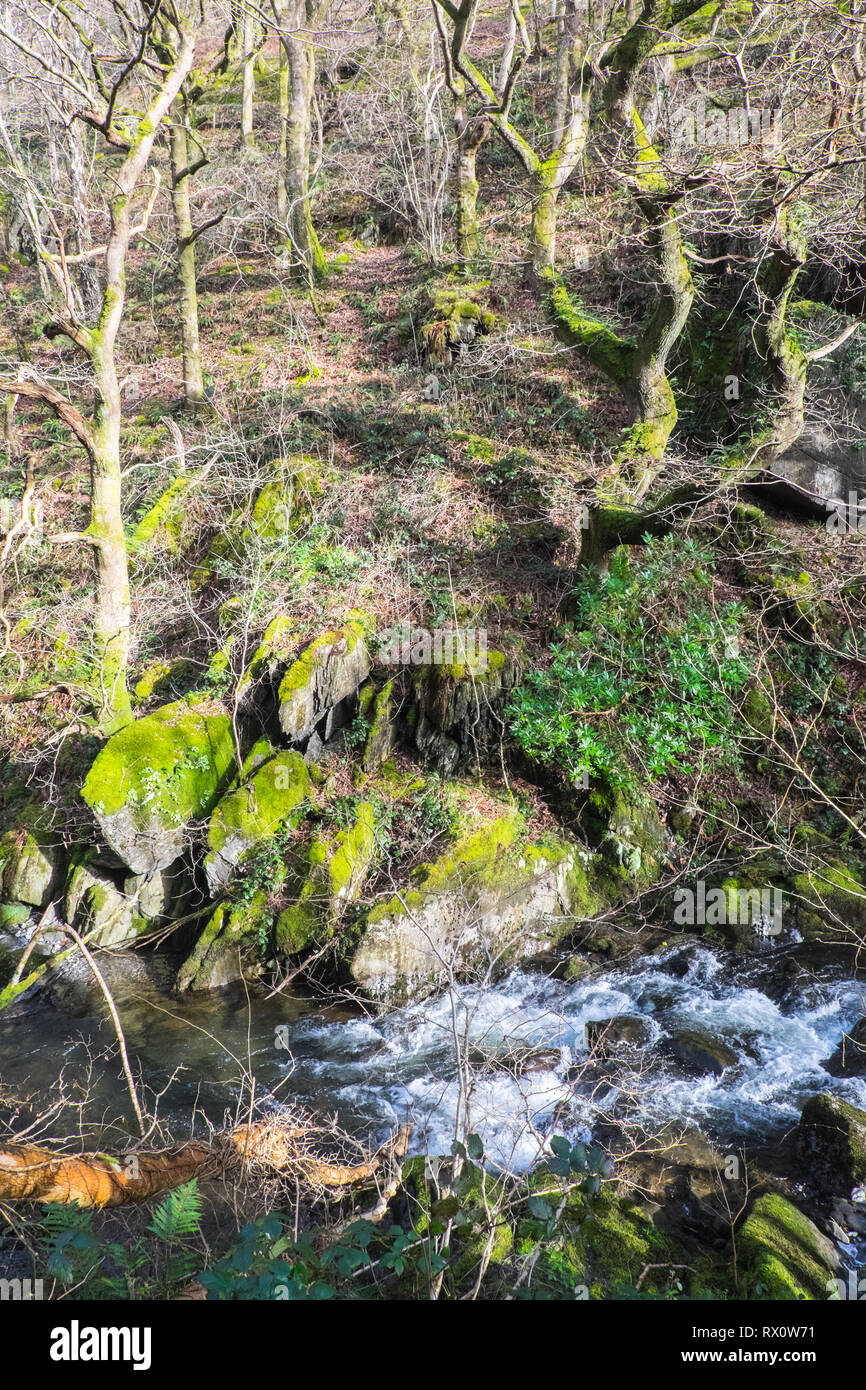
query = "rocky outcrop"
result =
(203, 751, 311, 895)
(178, 800, 376, 991)
(81, 700, 235, 875)
(278, 618, 371, 746)
(411, 649, 522, 776)
(349, 809, 601, 1007)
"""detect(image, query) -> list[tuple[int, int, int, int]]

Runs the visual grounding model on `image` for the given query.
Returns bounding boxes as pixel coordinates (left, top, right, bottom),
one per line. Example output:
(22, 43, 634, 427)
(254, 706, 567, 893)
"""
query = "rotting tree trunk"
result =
(168, 106, 205, 407)
(0, 1121, 411, 1208)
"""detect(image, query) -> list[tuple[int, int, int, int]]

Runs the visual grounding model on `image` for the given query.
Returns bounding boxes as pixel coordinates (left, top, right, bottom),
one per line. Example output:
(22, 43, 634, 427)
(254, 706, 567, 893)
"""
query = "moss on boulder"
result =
(349, 808, 592, 1007)
(176, 899, 269, 992)
(81, 699, 235, 875)
(0, 824, 60, 907)
(740, 1193, 841, 1300)
(203, 751, 311, 894)
(278, 617, 371, 744)
(275, 800, 377, 954)
(798, 1092, 866, 1191)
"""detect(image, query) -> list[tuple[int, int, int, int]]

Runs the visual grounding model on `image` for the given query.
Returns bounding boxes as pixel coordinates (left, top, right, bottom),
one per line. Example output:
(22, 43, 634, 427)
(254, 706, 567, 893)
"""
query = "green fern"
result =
(147, 1181, 203, 1243)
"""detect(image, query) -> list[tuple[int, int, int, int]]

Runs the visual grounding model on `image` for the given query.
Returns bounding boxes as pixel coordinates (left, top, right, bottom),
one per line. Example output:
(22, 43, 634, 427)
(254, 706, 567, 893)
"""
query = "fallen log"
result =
(0, 1120, 411, 1209)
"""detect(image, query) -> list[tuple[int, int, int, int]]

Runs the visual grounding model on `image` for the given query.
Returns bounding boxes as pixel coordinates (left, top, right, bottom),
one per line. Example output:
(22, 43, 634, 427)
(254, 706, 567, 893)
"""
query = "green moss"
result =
(545, 274, 633, 388)
(133, 657, 196, 702)
(278, 617, 368, 702)
(129, 475, 194, 554)
(175, 899, 269, 992)
(81, 700, 235, 828)
(206, 752, 311, 862)
(800, 1092, 866, 1188)
(740, 1194, 837, 1300)
(275, 800, 376, 954)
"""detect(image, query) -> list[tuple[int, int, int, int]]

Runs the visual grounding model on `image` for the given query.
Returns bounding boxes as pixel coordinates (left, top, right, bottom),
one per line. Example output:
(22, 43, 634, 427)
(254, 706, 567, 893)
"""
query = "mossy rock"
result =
(204, 751, 312, 895)
(176, 898, 269, 992)
(193, 457, 324, 587)
(790, 855, 866, 940)
(275, 800, 377, 955)
(524, 1178, 687, 1298)
(350, 809, 590, 1007)
(81, 700, 235, 874)
(129, 474, 196, 558)
(0, 901, 31, 929)
(65, 862, 138, 948)
(362, 679, 398, 771)
(133, 657, 197, 704)
(584, 778, 668, 887)
(236, 616, 298, 707)
(419, 284, 496, 364)
(411, 648, 521, 776)
(278, 618, 371, 744)
(0, 824, 60, 908)
(798, 1092, 866, 1191)
(740, 1193, 840, 1300)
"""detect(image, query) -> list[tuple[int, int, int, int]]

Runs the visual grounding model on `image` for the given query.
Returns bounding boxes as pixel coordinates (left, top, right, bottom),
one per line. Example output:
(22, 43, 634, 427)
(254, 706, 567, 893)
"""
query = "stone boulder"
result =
(0, 824, 59, 907)
(740, 1193, 842, 1300)
(203, 751, 311, 895)
(798, 1092, 866, 1191)
(278, 619, 371, 745)
(585, 1015, 650, 1055)
(178, 800, 377, 991)
(657, 1027, 739, 1077)
(349, 810, 599, 1007)
(275, 800, 377, 954)
(81, 699, 235, 875)
(823, 1017, 866, 1078)
(65, 862, 137, 948)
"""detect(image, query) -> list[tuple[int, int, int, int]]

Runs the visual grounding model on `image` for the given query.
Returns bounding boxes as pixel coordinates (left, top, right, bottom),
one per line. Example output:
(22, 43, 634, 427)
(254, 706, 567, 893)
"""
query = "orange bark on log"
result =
(0, 1141, 214, 1207)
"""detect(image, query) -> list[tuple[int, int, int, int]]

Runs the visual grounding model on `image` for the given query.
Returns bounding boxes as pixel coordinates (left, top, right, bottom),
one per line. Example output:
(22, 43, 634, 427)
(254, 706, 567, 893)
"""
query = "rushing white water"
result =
(282, 944, 866, 1169)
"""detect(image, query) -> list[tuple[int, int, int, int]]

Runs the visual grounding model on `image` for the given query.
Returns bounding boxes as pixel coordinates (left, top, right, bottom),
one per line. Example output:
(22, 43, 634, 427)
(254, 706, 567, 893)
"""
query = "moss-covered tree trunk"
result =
(168, 108, 204, 407)
(1, 31, 198, 733)
(454, 102, 490, 264)
(275, 0, 327, 287)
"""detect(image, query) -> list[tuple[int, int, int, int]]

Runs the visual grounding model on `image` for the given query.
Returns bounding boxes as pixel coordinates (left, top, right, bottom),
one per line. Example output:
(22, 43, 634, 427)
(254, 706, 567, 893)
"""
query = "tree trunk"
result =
(241, 7, 256, 148)
(531, 173, 559, 274)
(455, 108, 490, 264)
(280, 14, 327, 286)
(83, 33, 197, 731)
(168, 108, 204, 407)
